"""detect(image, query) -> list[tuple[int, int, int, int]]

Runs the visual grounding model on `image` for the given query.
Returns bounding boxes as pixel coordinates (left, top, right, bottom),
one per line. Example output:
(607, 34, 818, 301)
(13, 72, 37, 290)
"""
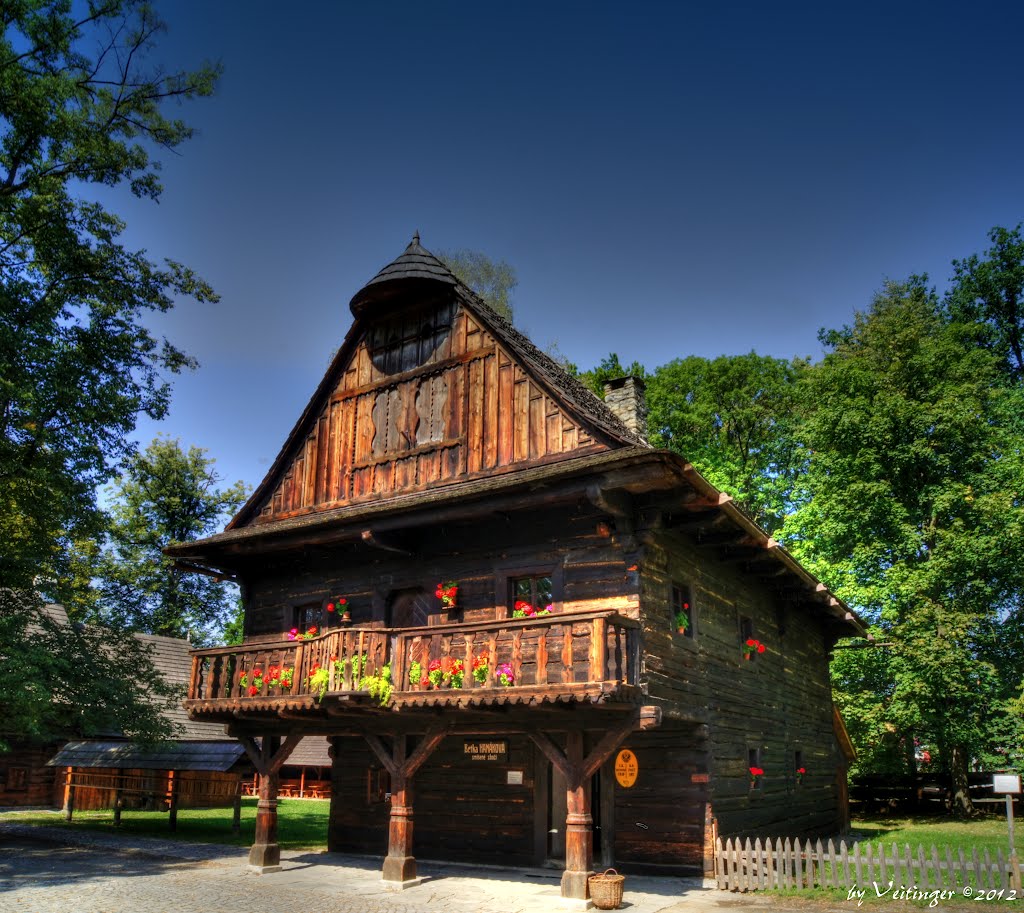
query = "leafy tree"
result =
(577, 352, 647, 397)
(948, 224, 1024, 383)
(0, 1, 219, 592)
(646, 353, 807, 534)
(0, 588, 181, 751)
(437, 249, 517, 322)
(95, 438, 247, 644)
(784, 277, 1024, 812)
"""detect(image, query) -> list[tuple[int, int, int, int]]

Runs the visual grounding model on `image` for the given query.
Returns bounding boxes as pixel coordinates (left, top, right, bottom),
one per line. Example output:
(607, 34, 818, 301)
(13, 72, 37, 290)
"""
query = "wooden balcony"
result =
(185, 610, 642, 719)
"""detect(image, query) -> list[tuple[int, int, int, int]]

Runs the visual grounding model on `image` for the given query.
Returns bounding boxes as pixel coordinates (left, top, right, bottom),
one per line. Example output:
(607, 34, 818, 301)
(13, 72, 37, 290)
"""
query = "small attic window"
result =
(367, 299, 456, 375)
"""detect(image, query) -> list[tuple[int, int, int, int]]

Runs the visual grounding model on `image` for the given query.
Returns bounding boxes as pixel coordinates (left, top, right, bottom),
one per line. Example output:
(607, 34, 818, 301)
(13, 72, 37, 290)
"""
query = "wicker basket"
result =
(588, 868, 625, 910)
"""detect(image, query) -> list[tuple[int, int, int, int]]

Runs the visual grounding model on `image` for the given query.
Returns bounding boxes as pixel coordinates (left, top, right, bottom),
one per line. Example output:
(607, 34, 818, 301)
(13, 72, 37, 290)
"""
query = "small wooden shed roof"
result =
(47, 739, 246, 771)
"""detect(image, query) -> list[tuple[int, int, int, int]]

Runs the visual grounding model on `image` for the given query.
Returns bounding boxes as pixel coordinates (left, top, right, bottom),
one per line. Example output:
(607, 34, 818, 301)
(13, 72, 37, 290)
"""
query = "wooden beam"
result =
(360, 528, 411, 554)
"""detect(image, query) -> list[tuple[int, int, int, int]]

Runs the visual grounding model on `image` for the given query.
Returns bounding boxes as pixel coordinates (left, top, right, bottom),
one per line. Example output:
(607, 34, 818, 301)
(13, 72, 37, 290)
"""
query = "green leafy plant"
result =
(472, 654, 489, 684)
(307, 664, 330, 700)
(409, 660, 426, 687)
(360, 664, 392, 705)
(675, 610, 690, 633)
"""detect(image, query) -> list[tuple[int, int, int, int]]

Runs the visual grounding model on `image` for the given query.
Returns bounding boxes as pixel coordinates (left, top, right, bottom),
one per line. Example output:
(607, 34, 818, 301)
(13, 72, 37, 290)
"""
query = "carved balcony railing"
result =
(186, 610, 641, 711)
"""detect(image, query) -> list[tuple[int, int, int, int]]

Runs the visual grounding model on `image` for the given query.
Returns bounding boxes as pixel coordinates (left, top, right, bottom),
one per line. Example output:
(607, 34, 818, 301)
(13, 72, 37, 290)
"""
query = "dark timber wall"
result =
(250, 500, 842, 866)
(639, 529, 843, 838)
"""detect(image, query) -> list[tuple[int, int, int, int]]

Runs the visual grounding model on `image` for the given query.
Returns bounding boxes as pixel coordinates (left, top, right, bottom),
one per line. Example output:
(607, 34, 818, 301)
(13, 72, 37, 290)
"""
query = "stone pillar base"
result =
(248, 842, 281, 872)
(560, 868, 592, 900)
(382, 875, 424, 891)
(382, 854, 417, 883)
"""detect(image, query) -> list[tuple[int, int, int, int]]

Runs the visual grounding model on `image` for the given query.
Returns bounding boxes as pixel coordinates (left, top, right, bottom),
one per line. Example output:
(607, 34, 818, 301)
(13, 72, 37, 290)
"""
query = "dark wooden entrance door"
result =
(547, 762, 611, 866)
(386, 588, 433, 627)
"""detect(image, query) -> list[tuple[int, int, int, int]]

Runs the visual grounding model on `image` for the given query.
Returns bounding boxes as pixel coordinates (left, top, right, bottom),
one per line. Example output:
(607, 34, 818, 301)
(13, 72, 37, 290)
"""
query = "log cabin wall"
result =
(638, 528, 844, 839)
(0, 742, 60, 807)
(245, 303, 606, 527)
(328, 735, 536, 865)
(609, 722, 708, 872)
(239, 499, 639, 641)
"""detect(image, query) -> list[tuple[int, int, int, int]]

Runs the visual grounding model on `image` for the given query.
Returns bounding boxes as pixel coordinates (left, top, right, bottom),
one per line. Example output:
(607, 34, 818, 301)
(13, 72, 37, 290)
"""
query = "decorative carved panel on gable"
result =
(254, 304, 605, 523)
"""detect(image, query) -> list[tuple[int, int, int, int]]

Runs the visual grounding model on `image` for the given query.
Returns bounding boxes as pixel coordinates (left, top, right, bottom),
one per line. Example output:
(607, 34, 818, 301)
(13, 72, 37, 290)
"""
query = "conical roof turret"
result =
(349, 232, 458, 318)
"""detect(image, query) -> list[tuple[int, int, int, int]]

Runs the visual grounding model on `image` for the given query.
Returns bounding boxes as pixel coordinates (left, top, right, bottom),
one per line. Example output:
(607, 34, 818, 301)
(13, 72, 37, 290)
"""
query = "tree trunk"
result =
(949, 744, 976, 816)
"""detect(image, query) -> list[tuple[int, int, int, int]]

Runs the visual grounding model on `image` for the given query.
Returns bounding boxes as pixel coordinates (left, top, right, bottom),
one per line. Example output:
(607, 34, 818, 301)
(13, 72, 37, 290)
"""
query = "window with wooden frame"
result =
(739, 616, 754, 642)
(367, 765, 390, 805)
(495, 565, 562, 620)
(366, 298, 456, 375)
(5, 767, 27, 791)
(511, 574, 554, 617)
(294, 601, 325, 634)
(671, 582, 694, 638)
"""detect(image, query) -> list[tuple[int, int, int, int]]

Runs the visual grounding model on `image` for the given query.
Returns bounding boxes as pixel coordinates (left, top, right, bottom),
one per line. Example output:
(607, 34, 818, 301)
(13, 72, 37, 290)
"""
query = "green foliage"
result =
(437, 249, 517, 322)
(93, 438, 247, 644)
(576, 352, 647, 398)
(0, 1, 220, 592)
(948, 224, 1024, 382)
(359, 663, 392, 705)
(0, 588, 181, 751)
(646, 352, 807, 533)
(784, 276, 1024, 805)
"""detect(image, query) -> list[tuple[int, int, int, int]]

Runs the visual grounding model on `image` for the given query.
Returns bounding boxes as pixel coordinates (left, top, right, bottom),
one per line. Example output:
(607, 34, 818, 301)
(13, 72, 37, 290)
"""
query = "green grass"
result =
(0, 797, 331, 850)
(850, 812, 1022, 856)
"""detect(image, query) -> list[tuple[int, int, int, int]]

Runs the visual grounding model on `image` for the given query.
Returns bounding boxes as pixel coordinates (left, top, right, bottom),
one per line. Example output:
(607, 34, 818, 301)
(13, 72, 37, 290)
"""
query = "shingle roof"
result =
(287, 736, 331, 767)
(350, 232, 457, 315)
(135, 633, 228, 741)
(47, 739, 246, 771)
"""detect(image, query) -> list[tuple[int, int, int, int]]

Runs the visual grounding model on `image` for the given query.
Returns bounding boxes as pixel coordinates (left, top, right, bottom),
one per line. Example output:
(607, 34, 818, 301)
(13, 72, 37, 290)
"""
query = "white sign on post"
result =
(993, 774, 1021, 794)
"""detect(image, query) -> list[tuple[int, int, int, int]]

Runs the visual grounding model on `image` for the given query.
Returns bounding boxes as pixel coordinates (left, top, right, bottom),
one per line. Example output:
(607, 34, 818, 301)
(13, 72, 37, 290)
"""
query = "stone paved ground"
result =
(0, 822, 979, 913)
(0, 823, 729, 913)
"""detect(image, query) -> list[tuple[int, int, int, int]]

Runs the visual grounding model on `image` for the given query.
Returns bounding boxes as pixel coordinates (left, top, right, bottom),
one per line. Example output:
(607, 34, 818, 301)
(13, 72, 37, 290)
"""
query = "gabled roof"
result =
(224, 235, 645, 531)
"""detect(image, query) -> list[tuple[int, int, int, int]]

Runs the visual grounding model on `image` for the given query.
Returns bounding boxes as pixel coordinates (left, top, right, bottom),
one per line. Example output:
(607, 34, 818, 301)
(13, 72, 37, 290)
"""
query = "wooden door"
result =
(386, 588, 434, 627)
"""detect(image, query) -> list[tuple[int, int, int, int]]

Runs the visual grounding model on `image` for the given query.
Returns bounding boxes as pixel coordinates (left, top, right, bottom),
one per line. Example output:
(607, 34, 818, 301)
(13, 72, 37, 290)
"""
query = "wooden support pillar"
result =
(364, 726, 446, 888)
(251, 768, 280, 867)
(113, 770, 124, 827)
(232, 789, 242, 835)
(168, 770, 179, 832)
(238, 732, 303, 873)
(530, 707, 660, 903)
(562, 730, 593, 902)
(62, 767, 74, 821)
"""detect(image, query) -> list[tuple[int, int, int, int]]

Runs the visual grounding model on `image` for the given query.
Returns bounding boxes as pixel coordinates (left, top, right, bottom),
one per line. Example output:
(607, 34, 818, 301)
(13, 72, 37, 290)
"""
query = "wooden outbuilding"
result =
(171, 236, 865, 898)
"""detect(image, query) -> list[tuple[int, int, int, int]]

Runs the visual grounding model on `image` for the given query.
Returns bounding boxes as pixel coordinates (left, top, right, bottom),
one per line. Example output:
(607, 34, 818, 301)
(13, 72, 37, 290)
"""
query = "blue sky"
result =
(112, 0, 1024, 496)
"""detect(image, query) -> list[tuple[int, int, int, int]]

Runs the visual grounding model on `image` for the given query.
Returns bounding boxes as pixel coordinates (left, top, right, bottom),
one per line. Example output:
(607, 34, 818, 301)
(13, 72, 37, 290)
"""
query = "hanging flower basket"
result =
(588, 868, 625, 909)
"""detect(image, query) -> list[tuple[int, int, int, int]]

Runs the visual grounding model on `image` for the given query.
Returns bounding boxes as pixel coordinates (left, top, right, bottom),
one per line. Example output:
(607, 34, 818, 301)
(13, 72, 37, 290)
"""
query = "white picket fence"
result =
(715, 836, 1022, 893)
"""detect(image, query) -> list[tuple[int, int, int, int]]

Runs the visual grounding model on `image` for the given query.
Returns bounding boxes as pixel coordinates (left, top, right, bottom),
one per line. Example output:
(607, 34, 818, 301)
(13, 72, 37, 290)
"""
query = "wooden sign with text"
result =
(463, 740, 508, 762)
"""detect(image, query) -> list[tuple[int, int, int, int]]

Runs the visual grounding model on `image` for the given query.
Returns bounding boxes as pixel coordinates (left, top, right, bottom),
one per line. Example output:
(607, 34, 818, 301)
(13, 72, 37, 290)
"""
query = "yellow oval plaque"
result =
(614, 748, 639, 788)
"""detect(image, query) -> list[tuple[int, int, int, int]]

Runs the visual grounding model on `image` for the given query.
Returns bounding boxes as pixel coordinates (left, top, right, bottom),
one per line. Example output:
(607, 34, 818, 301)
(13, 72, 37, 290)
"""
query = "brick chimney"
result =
(602, 375, 647, 440)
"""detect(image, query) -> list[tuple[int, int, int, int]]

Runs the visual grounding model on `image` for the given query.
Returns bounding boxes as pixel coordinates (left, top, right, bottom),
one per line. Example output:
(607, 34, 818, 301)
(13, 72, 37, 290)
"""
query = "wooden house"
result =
(45, 632, 249, 820)
(0, 607, 250, 815)
(171, 236, 865, 899)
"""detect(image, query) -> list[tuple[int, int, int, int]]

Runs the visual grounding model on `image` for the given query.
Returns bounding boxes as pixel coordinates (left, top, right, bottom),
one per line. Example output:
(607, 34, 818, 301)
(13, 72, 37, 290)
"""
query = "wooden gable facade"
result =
(172, 237, 864, 901)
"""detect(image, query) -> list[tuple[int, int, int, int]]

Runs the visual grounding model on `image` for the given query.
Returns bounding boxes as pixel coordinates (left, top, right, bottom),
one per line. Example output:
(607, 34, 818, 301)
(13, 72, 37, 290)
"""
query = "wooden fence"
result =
(715, 836, 1022, 894)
